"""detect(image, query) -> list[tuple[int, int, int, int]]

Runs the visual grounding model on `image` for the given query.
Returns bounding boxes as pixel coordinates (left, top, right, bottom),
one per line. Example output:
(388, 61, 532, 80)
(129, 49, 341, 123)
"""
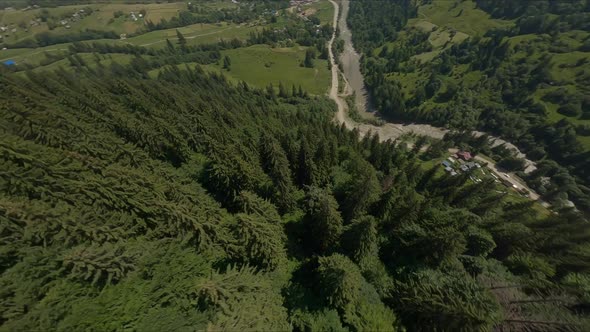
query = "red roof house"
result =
(457, 151, 472, 161)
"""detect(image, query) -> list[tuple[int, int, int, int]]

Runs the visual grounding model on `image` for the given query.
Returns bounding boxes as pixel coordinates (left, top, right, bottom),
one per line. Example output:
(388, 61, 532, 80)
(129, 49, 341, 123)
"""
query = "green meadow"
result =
(148, 44, 331, 96)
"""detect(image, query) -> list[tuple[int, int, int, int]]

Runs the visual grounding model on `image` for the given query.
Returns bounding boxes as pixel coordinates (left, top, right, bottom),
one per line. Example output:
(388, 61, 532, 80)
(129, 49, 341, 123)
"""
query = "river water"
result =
(337, 0, 372, 117)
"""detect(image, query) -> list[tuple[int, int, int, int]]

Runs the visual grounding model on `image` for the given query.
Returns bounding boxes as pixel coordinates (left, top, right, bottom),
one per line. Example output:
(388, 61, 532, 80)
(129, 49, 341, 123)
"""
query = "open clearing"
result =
(122, 22, 258, 48)
(0, 22, 259, 65)
(205, 44, 331, 95)
(414, 0, 513, 36)
(0, 2, 186, 44)
(308, 0, 334, 25)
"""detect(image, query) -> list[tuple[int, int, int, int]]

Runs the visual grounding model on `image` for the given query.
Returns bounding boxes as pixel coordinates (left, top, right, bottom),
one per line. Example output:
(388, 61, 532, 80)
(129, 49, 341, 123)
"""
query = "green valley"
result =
(0, 1, 589, 331)
(348, 0, 590, 215)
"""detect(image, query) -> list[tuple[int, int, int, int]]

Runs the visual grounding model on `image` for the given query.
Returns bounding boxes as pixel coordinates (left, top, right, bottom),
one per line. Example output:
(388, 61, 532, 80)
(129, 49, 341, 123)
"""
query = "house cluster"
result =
(130, 12, 143, 22)
(28, 18, 42, 27)
(0, 23, 22, 40)
(442, 150, 531, 197)
(58, 9, 90, 29)
(1, 24, 18, 33)
(441, 151, 482, 178)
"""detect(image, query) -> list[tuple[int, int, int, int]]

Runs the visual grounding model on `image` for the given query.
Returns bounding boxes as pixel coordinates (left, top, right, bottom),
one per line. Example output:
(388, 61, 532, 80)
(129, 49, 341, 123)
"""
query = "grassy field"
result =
(146, 44, 331, 96)
(121, 22, 258, 48)
(0, 21, 258, 66)
(307, 0, 334, 25)
(0, 2, 187, 45)
(415, 0, 513, 36)
(0, 43, 70, 65)
(205, 44, 331, 95)
(404, 0, 502, 64)
(2, 1, 333, 99)
(29, 52, 136, 72)
(373, 0, 590, 151)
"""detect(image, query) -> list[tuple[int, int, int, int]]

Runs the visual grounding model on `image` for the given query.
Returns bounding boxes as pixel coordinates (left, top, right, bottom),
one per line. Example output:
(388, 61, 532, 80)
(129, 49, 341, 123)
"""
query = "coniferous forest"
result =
(0, 58, 589, 331)
(0, 0, 589, 331)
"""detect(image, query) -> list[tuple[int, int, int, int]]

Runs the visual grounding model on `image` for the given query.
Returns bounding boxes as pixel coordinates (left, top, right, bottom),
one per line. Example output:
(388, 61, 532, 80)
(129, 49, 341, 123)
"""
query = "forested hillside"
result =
(0, 1, 590, 332)
(348, 0, 590, 215)
(1, 44, 590, 330)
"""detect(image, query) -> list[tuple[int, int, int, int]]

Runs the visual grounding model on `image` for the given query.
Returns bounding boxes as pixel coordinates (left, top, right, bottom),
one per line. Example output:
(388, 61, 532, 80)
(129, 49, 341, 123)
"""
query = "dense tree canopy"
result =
(0, 0, 589, 330)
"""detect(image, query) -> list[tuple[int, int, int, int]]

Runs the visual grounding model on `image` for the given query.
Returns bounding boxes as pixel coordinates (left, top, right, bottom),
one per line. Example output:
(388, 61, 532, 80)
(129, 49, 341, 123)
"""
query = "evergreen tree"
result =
(176, 29, 187, 52)
(303, 49, 315, 68)
(340, 215, 379, 267)
(223, 55, 231, 70)
(278, 81, 289, 98)
(259, 134, 297, 213)
(296, 138, 316, 187)
(393, 270, 502, 331)
(194, 265, 290, 330)
(231, 213, 286, 270)
(304, 187, 343, 253)
(336, 155, 380, 222)
(165, 38, 175, 53)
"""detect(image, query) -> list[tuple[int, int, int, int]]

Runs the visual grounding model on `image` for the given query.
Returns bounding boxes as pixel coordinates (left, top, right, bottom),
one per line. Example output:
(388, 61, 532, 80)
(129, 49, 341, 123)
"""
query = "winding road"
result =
(327, 0, 545, 203)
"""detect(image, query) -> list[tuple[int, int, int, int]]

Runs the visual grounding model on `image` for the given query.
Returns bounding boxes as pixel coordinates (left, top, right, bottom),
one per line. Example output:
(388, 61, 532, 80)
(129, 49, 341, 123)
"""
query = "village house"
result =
(456, 151, 472, 161)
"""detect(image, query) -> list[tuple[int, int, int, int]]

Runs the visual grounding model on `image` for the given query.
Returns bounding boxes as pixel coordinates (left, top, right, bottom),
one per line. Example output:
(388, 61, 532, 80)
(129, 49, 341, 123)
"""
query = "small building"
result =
(457, 151, 472, 161)
(3, 60, 16, 66)
(442, 160, 452, 168)
(444, 166, 453, 172)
